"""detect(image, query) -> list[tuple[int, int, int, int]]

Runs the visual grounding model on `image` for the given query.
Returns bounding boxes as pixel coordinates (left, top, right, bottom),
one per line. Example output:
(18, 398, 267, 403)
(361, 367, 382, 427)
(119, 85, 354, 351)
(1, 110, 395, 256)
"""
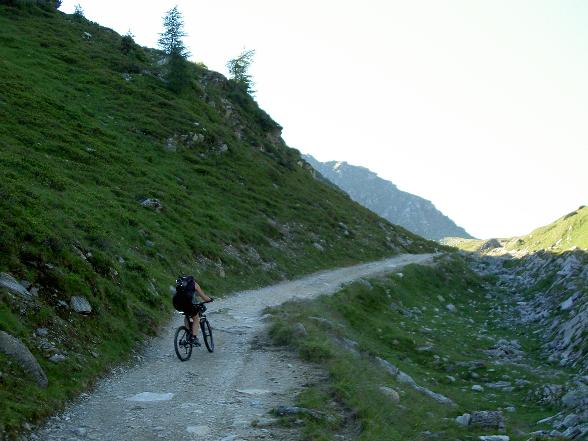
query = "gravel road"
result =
(25, 253, 434, 441)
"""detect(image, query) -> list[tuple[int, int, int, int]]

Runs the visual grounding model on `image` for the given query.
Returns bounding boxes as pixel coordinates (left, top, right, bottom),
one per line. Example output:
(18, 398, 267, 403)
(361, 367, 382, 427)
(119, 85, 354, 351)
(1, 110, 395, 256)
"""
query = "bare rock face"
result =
(0, 272, 32, 300)
(70, 296, 92, 314)
(0, 331, 48, 388)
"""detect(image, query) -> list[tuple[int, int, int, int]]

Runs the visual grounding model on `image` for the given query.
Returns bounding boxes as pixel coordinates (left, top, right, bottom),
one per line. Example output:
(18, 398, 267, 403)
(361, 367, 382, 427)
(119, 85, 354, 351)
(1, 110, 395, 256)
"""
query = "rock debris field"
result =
(24, 253, 434, 441)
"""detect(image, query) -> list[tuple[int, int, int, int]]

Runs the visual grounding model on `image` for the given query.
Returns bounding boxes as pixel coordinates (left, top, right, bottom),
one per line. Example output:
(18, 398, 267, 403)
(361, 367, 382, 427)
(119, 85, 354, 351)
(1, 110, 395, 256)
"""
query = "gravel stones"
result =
(0, 331, 48, 388)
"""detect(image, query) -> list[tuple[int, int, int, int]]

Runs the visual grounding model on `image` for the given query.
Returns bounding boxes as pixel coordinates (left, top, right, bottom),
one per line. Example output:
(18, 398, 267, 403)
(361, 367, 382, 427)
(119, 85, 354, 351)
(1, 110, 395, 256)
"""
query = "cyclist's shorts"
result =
(184, 302, 205, 316)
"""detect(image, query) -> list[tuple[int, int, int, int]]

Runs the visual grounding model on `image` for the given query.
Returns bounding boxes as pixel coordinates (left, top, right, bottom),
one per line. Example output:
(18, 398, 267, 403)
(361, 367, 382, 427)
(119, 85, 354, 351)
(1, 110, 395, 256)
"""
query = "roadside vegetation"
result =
(268, 255, 571, 440)
(0, 5, 438, 437)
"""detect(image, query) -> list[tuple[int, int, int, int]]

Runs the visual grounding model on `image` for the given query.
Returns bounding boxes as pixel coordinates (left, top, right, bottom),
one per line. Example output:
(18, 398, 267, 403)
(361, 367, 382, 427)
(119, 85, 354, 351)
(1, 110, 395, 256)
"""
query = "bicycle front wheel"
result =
(174, 326, 192, 361)
(200, 319, 214, 353)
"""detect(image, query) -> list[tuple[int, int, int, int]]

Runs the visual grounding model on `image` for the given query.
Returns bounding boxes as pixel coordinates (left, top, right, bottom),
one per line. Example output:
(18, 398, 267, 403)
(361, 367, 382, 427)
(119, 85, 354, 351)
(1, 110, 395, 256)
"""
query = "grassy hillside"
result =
(0, 5, 437, 436)
(443, 206, 587, 255)
(503, 205, 588, 253)
(268, 256, 569, 440)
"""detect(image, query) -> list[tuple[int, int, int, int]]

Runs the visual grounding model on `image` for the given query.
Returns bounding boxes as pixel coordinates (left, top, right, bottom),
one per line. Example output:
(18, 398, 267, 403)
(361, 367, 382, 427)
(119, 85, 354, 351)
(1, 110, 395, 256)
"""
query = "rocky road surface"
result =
(25, 253, 434, 441)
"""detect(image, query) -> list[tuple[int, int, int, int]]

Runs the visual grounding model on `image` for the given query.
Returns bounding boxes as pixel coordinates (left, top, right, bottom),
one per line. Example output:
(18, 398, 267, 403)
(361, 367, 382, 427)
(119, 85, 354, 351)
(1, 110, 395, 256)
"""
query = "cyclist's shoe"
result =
(190, 335, 201, 346)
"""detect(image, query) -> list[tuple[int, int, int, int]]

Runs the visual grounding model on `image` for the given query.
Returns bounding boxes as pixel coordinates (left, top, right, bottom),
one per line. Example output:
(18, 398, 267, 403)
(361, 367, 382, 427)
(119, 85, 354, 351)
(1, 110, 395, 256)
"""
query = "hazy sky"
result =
(61, 1, 587, 238)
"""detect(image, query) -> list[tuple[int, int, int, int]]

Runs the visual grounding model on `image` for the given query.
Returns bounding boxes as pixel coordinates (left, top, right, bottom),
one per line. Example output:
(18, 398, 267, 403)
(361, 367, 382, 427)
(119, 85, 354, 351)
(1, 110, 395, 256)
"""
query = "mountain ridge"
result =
(303, 155, 473, 241)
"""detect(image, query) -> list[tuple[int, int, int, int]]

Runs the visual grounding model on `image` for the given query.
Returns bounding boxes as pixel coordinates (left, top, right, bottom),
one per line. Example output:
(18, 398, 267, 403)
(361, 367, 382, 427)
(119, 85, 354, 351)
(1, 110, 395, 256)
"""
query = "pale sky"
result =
(61, 1, 587, 239)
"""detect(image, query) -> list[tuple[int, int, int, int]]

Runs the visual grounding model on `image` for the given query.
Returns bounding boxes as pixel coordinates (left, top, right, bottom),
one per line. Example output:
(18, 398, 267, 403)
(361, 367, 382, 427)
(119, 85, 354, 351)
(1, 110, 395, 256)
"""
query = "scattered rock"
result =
(357, 279, 373, 289)
(455, 413, 471, 426)
(472, 385, 484, 392)
(82, 32, 92, 39)
(446, 304, 457, 312)
(48, 354, 66, 363)
(379, 386, 400, 402)
(375, 357, 456, 407)
(312, 242, 324, 251)
(292, 323, 308, 338)
(140, 198, 163, 211)
(70, 296, 92, 314)
(0, 331, 48, 388)
(35, 328, 48, 337)
(478, 436, 509, 441)
(470, 410, 505, 431)
(0, 273, 33, 300)
(561, 384, 588, 408)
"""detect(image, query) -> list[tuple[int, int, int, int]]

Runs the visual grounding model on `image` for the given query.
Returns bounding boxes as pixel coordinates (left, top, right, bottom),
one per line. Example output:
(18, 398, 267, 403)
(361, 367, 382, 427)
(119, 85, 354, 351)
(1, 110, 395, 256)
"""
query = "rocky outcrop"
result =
(0, 331, 48, 388)
(0, 273, 33, 300)
(473, 250, 588, 373)
(303, 155, 472, 241)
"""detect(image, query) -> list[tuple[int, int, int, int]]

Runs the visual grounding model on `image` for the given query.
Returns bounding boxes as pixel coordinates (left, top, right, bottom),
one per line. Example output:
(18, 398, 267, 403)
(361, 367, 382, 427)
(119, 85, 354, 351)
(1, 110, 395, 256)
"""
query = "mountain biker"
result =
(177, 276, 213, 345)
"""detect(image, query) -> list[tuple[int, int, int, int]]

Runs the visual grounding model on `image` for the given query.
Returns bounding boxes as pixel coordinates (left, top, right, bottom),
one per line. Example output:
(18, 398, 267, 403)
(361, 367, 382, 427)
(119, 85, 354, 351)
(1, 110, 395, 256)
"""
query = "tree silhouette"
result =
(158, 6, 190, 92)
(227, 49, 255, 95)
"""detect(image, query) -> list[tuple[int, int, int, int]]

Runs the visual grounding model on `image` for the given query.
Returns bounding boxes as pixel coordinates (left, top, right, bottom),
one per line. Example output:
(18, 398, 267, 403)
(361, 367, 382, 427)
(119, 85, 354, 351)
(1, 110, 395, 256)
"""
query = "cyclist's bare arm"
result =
(194, 282, 212, 302)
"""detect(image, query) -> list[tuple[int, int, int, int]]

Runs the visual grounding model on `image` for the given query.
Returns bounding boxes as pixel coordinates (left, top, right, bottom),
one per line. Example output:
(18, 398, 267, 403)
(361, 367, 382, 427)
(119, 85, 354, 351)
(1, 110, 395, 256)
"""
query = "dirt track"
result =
(25, 253, 435, 441)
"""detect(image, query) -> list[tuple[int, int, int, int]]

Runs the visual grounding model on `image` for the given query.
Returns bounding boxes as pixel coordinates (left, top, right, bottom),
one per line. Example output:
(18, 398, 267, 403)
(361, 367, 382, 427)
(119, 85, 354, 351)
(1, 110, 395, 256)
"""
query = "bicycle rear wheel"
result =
(174, 326, 192, 361)
(200, 319, 214, 353)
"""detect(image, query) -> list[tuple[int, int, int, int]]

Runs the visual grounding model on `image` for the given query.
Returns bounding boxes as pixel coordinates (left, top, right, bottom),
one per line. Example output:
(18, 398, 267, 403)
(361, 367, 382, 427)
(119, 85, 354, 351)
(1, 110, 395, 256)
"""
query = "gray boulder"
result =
(471, 410, 505, 431)
(140, 198, 163, 211)
(455, 413, 471, 426)
(70, 296, 92, 314)
(0, 273, 32, 300)
(379, 386, 400, 402)
(0, 331, 48, 388)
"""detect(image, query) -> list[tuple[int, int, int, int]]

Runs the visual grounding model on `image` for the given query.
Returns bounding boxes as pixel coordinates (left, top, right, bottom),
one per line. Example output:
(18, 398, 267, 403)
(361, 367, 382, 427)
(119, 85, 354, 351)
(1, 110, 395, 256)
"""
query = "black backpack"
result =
(173, 275, 195, 311)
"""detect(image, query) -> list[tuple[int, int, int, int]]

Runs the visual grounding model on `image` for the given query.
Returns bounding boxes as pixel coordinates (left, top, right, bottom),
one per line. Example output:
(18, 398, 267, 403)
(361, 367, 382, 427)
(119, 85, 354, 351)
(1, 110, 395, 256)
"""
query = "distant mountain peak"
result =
(304, 155, 473, 241)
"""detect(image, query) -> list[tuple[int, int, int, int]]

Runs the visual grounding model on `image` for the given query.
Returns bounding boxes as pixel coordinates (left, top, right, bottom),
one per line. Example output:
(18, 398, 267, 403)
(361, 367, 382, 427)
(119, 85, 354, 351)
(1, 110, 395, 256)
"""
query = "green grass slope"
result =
(504, 205, 588, 253)
(268, 256, 569, 440)
(443, 205, 587, 254)
(0, 5, 437, 436)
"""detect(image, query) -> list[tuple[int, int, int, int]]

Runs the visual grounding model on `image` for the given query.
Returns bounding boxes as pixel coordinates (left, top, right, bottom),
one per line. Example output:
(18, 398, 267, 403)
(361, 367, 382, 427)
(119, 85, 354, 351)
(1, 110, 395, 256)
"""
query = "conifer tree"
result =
(227, 49, 255, 95)
(158, 6, 190, 93)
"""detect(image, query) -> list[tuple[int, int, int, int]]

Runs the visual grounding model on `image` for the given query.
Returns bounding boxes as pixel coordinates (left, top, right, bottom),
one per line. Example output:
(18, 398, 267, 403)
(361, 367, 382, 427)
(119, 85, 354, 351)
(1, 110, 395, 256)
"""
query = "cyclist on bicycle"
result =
(174, 276, 213, 345)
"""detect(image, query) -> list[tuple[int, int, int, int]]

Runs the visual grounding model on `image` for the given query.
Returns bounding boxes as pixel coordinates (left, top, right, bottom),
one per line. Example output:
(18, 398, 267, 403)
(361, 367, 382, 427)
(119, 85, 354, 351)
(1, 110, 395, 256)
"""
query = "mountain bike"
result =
(174, 300, 214, 361)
